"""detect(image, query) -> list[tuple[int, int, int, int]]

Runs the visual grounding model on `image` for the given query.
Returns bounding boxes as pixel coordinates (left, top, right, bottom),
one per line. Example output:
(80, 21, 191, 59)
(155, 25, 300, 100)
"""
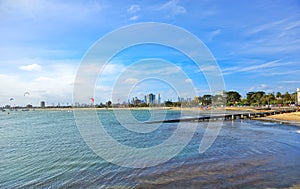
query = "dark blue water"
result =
(0, 110, 300, 188)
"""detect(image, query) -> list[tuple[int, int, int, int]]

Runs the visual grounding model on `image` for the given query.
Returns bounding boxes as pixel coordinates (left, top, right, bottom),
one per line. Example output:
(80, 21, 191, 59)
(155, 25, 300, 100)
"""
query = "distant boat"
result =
(22, 109, 30, 111)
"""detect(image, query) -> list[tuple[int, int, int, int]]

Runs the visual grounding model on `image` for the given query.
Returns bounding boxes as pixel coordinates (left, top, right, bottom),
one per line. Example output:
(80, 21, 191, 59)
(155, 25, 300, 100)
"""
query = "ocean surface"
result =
(1, 109, 300, 188)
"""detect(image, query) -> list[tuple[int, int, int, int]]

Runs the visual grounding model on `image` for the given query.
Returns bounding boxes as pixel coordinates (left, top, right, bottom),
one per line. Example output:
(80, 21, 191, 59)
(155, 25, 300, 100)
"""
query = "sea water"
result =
(0, 110, 300, 188)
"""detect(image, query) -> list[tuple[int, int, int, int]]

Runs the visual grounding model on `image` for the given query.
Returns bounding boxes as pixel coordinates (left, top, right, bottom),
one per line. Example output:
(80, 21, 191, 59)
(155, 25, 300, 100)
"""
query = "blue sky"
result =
(0, 0, 300, 106)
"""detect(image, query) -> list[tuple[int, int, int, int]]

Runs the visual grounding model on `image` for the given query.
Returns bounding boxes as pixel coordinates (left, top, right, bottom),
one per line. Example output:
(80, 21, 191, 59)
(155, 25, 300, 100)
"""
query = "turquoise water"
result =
(1, 110, 300, 188)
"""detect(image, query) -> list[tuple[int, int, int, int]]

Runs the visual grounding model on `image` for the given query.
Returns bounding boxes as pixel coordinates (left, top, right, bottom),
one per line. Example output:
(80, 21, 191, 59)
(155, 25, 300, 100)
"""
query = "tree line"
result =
(164, 91, 298, 107)
(243, 91, 297, 106)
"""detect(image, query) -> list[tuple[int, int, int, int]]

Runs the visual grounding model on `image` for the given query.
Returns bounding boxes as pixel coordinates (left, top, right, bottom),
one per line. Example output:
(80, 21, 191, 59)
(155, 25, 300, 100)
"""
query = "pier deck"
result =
(146, 108, 298, 123)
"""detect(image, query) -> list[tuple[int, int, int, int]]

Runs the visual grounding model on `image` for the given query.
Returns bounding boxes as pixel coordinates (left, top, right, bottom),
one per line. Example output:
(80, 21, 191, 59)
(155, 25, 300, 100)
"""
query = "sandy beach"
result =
(254, 111, 300, 126)
(268, 112, 300, 122)
(225, 107, 300, 125)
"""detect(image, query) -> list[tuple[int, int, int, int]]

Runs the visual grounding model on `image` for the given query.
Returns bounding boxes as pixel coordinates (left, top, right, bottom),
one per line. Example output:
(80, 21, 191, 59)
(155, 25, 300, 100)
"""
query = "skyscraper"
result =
(146, 93, 155, 105)
(40, 101, 45, 108)
(157, 93, 161, 105)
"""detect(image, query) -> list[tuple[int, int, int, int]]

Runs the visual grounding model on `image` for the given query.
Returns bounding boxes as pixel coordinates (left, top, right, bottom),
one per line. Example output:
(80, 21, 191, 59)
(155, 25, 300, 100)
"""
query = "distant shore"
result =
(3, 106, 300, 125)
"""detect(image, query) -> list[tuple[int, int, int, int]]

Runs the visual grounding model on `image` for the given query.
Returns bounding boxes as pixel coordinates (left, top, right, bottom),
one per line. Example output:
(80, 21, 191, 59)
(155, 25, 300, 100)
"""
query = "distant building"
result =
(297, 88, 300, 105)
(145, 93, 156, 105)
(133, 97, 141, 106)
(157, 93, 161, 105)
(177, 97, 191, 103)
(40, 101, 45, 108)
(26, 104, 33, 108)
(217, 90, 227, 97)
(178, 97, 184, 102)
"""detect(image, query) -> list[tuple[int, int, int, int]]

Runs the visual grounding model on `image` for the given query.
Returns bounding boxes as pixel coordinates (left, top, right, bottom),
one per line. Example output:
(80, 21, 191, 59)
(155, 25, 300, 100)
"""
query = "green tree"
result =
(246, 91, 265, 106)
(283, 92, 292, 105)
(276, 92, 282, 99)
(212, 95, 226, 106)
(246, 92, 255, 105)
(291, 92, 297, 104)
(173, 102, 182, 107)
(226, 91, 241, 106)
(165, 101, 173, 107)
(265, 93, 276, 105)
(202, 95, 212, 106)
(106, 101, 112, 108)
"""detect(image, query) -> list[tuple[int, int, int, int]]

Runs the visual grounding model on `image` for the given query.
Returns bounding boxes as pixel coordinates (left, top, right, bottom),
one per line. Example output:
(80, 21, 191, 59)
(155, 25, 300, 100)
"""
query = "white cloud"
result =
(102, 63, 125, 75)
(239, 17, 300, 56)
(0, 0, 102, 22)
(207, 29, 221, 41)
(129, 15, 139, 21)
(159, 0, 186, 16)
(0, 60, 77, 106)
(200, 65, 220, 72)
(0, 72, 74, 106)
(238, 60, 282, 72)
(222, 59, 282, 75)
(185, 78, 193, 83)
(127, 4, 140, 21)
(245, 18, 287, 35)
(124, 78, 139, 84)
(280, 81, 300, 84)
(127, 4, 140, 14)
(249, 84, 273, 93)
(19, 63, 42, 71)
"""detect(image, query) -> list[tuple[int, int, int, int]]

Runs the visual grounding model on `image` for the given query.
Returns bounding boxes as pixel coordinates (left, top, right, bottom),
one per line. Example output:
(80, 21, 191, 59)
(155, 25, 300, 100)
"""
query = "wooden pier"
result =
(146, 108, 298, 123)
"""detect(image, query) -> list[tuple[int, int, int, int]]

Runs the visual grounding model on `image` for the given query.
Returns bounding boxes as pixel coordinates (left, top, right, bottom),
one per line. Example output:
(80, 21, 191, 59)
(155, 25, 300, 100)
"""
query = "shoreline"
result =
(3, 106, 300, 125)
(254, 112, 300, 126)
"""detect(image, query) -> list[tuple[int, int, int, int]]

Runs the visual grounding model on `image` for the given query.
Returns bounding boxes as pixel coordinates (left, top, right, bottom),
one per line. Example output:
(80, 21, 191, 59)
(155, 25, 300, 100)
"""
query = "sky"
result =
(0, 0, 300, 106)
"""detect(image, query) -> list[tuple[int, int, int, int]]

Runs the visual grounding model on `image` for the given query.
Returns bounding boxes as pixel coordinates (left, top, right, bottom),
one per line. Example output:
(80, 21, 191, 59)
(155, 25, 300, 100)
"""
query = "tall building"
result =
(40, 101, 45, 108)
(178, 96, 184, 102)
(297, 88, 300, 105)
(146, 93, 156, 105)
(157, 93, 161, 105)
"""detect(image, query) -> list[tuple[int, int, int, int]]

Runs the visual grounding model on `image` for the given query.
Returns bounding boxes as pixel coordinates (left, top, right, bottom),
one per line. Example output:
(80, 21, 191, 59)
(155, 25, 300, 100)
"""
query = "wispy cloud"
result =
(129, 15, 139, 21)
(19, 64, 42, 71)
(237, 60, 282, 72)
(127, 4, 140, 14)
(239, 17, 300, 56)
(124, 78, 139, 85)
(0, 0, 102, 21)
(245, 18, 288, 36)
(222, 60, 282, 75)
(127, 4, 141, 21)
(280, 81, 300, 84)
(260, 69, 300, 76)
(159, 0, 186, 16)
(207, 29, 221, 41)
(249, 84, 273, 93)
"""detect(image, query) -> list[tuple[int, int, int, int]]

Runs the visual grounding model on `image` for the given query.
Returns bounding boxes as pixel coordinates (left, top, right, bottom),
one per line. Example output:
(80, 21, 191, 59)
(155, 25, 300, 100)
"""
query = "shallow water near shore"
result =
(1, 110, 300, 188)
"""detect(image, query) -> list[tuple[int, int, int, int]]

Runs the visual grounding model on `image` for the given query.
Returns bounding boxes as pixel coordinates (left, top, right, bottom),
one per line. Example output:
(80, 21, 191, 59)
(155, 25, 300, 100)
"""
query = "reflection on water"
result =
(0, 110, 299, 188)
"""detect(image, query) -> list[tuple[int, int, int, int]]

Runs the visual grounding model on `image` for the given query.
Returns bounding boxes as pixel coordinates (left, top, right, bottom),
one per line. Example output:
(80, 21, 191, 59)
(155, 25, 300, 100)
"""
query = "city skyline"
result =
(4, 89, 299, 108)
(0, 1, 300, 106)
